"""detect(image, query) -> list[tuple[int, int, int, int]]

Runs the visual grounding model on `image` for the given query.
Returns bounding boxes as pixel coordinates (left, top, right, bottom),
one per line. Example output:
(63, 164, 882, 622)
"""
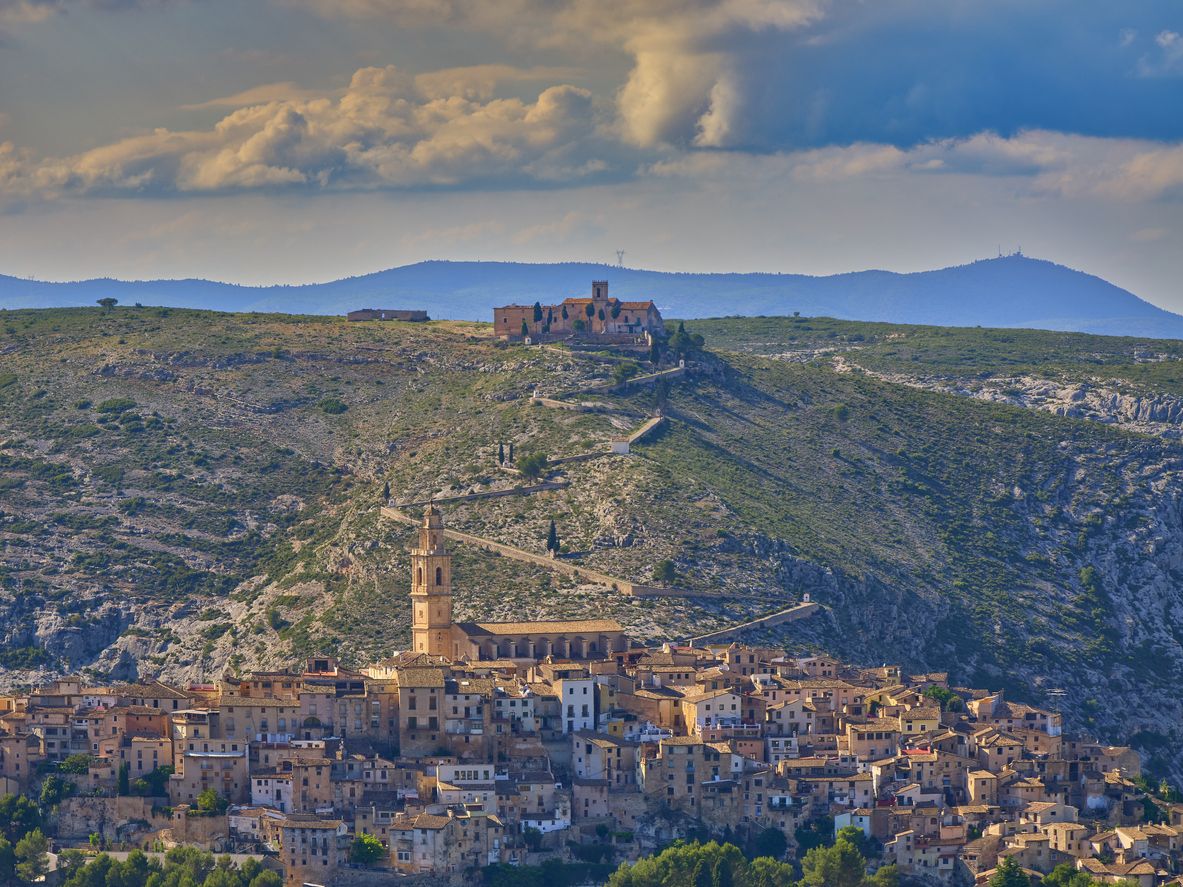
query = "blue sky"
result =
(0, 0, 1181, 311)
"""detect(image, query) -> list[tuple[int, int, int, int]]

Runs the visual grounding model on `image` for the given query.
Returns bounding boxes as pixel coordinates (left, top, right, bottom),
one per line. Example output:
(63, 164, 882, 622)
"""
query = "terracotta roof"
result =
(396, 668, 446, 688)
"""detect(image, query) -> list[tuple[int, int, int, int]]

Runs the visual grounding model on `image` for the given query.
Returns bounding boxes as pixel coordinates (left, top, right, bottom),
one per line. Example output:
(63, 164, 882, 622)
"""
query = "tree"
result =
(249, 872, 283, 887)
(546, 520, 559, 554)
(654, 376, 670, 412)
(1042, 862, 1093, 887)
(56, 848, 87, 879)
(508, 442, 514, 462)
(585, 303, 595, 319)
(14, 827, 48, 884)
(498, 442, 505, 465)
(0, 794, 40, 843)
(922, 685, 963, 712)
(196, 787, 227, 815)
(608, 841, 771, 887)
(97, 297, 118, 312)
(521, 320, 530, 338)
(382, 480, 390, 502)
(649, 336, 666, 365)
(561, 305, 569, 320)
(39, 774, 74, 808)
(533, 302, 543, 323)
(59, 753, 92, 774)
(988, 856, 1031, 887)
(800, 834, 866, 887)
(517, 452, 548, 479)
(744, 856, 798, 887)
(749, 827, 787, 860)
(837, 825, 877, 859)
(118, 760, 131, 795)
(351, 832, 386, 866)
(867, 864, 900, 887)
(0, 836, 14, 885)
(612, 361, 639, 385)
(652, 560, 676, 583)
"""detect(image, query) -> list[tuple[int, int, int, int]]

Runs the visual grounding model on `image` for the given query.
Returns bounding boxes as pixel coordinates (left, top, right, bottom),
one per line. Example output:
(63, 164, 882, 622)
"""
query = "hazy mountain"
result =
(2, 254, 1180, 338)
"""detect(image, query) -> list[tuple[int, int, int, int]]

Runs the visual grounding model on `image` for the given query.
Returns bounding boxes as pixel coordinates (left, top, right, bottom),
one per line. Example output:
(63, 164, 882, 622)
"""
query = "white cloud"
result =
(0, 64, 616, 195)
(286, 0, 825, 148)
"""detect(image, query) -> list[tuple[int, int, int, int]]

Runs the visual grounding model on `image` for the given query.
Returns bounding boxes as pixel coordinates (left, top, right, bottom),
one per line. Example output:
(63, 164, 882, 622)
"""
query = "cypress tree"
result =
(498, 442, 505, 465)
(546, 520, 559, 553)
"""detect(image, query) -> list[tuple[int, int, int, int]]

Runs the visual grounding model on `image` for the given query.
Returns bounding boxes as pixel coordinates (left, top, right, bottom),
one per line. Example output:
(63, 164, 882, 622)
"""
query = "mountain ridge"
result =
(2, 254, 1180, 339)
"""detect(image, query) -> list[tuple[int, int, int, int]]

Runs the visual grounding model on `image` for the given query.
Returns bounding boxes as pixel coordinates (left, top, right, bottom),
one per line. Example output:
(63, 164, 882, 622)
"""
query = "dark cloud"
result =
(700, 1, 1183, 150)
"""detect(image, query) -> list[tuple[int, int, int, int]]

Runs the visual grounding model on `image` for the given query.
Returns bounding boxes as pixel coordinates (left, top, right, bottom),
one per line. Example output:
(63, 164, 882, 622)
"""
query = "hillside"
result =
(4, 307, 1183, 779)
(3, 254, 1181, 338)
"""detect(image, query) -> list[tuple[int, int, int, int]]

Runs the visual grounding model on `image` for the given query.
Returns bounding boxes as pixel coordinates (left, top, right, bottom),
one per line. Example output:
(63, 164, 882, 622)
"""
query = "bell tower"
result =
(410, 504, 453, 657)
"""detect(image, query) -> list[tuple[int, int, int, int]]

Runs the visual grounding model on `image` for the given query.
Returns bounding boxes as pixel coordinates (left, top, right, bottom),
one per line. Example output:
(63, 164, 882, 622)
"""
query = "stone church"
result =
(409, 505, 629, 662)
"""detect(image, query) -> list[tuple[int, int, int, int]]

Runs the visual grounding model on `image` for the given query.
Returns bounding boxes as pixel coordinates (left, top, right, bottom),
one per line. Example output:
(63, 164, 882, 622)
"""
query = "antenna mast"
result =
(615, 250, 625, 268)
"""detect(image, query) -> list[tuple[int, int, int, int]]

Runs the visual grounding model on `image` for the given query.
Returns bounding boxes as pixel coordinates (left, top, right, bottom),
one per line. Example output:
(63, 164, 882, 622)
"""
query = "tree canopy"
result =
(607, 841, 796, 887)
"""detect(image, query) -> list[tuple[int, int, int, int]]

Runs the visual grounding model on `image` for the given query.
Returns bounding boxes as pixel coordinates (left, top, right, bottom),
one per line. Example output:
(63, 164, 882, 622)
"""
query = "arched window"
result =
(435, 566, 443, 586)
(417, 567, 423, 585)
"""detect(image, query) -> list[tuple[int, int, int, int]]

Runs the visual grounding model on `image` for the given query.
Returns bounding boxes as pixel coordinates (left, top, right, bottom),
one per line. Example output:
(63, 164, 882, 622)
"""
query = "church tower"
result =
(410, 504, 454, 657)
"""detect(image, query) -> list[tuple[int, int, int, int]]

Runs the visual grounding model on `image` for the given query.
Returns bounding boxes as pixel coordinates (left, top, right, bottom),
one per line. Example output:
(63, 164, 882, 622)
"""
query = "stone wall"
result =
(55, 796, 170, 842)
(685, 601, 821, 645)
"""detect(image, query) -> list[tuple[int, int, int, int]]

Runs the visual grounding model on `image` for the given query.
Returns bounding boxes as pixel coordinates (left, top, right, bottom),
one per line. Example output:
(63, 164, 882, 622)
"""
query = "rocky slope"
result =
(5, 307, 1183, 778)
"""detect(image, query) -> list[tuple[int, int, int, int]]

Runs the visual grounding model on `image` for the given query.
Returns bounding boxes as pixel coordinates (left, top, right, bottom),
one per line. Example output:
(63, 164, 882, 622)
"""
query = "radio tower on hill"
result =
(615, 249, 625, 268)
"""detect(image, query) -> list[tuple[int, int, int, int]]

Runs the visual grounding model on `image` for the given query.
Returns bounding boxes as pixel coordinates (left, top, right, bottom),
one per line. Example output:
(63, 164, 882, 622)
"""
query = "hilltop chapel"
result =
(408, 505, 629, 662)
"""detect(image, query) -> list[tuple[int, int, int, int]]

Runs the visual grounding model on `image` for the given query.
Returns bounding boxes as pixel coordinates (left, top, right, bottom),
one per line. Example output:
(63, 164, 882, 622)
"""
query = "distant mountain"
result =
(2, 254, 1180, 338)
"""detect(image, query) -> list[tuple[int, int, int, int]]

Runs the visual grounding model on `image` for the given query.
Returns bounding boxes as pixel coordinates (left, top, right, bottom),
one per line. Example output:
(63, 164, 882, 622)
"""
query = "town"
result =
(0, 505, 1169, 887)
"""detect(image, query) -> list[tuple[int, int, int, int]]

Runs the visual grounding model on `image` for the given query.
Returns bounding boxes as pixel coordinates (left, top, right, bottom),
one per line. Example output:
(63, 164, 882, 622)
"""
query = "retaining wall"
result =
(684, 602, 821, 645)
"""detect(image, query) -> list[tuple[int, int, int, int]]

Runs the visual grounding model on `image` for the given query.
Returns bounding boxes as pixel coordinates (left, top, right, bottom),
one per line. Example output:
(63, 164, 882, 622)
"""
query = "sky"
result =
(0, 0, 1181, 310)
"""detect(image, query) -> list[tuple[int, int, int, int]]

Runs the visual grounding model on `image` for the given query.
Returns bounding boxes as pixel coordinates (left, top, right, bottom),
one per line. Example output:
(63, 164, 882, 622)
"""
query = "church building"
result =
(408, 505, 629, 662)
(493, 280, 664, 342)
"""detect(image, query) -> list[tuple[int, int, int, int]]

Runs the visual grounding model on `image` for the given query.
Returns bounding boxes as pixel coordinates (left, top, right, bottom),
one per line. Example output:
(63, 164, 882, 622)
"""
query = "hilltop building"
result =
(493, 280, 663, 342)
(346, 309, 429, 322)
(409, 505, 628, 661)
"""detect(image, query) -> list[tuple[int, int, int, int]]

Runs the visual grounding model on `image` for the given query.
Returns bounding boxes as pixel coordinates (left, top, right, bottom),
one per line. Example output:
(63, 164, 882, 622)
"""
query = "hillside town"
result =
(0, 507, 1170, 887)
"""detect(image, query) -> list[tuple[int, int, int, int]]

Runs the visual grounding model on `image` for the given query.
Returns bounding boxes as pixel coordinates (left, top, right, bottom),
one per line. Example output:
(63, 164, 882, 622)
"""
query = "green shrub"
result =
(318, 398, 348, 414)
(96, 398, 137, 414)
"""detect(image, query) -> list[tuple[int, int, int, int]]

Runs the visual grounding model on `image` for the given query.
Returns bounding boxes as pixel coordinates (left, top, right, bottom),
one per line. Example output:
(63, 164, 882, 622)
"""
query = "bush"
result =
(652, 560, 676, 583)
(516, 452, 549, 479)
(318, 398, 348, 414)
(96, 398, 137, 414)
(351, 832, 386, 866)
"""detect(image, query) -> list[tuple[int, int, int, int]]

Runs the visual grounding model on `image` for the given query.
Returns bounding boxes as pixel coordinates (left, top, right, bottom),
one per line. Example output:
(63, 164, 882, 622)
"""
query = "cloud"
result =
(1138, 29, 1183, 76)
(287, 0, 825, 149)
(412, 65, 582, 101)
(0, 0, 182, 24)
(181, 82, 340, 110)
(0, 64, 621, 196)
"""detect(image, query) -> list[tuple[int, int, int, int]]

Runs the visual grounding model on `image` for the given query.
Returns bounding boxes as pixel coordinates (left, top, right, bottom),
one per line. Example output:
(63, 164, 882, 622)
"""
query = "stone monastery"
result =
(493, 280, 665, 342)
